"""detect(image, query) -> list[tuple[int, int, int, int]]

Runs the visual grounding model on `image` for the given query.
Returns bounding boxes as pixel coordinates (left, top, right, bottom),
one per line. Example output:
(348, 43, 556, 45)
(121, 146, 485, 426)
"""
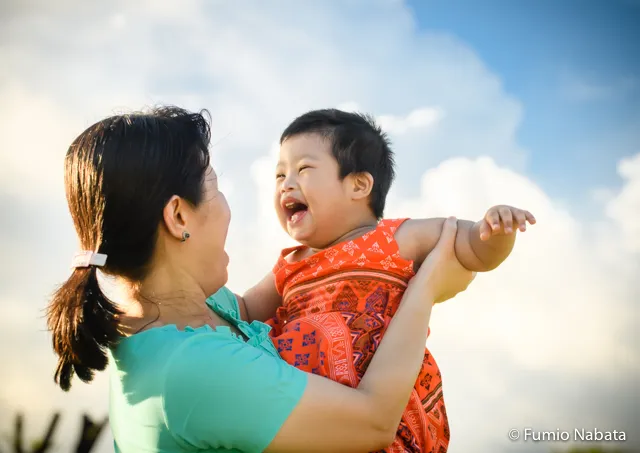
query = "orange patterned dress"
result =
(267, 219, 450, 452)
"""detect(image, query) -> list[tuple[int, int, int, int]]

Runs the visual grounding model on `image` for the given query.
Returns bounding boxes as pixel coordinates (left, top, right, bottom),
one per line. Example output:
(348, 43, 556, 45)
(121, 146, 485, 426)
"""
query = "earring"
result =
(181, 231, 190, 242)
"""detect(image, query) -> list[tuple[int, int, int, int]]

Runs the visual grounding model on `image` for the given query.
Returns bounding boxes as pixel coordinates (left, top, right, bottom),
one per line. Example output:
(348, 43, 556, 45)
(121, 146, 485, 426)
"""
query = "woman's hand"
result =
(410, 216, 476, 304)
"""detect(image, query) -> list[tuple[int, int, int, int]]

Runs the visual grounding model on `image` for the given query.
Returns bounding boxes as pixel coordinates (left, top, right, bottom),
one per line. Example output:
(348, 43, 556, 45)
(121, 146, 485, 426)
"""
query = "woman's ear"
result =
(349, 172, 374, 201)
(162, 195, 188, 241)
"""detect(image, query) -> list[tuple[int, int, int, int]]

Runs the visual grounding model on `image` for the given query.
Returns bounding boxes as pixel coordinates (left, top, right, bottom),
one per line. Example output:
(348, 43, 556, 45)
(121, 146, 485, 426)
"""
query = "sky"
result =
(0, 1, 638, 452)
(409, 0, 640, 213)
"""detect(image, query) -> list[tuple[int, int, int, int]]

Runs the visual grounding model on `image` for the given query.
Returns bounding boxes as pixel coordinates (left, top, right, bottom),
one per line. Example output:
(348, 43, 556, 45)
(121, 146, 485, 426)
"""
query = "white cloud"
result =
(335, 101, 362, 113)
(605, 153, 640, 253)
(377, 107, 444, 135)
(1, 1, 638, 452)
(0, 81, 74, 200)
(390, 155, 617, 370)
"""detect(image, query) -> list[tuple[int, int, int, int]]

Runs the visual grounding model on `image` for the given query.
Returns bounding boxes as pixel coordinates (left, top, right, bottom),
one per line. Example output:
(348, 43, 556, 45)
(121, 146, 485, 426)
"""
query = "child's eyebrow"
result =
(275, 155, 321, 167)
(298, 154, 321, 162)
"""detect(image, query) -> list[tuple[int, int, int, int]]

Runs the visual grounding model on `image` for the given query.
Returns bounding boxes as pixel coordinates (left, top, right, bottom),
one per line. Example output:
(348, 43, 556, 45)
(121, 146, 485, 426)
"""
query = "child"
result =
(236, 109, 535, 452)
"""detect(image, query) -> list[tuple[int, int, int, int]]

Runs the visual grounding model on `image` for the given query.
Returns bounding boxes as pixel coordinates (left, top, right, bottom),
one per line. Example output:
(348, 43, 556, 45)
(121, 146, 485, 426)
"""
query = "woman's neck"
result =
(110, 266, 215, 335)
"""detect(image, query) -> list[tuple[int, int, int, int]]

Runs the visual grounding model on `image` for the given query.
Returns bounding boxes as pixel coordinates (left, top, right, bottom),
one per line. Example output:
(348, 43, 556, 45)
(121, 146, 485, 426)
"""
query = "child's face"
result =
(275, 133, 352, 248)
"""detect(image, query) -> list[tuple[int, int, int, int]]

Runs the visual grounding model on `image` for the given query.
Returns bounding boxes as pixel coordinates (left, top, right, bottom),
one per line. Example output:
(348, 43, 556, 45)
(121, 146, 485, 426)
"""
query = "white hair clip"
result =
(71, 251, 108, 269)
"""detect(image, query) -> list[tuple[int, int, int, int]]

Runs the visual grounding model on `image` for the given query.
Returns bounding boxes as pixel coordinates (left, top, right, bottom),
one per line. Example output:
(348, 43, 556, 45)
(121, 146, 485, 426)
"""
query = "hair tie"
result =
(71, 251, 107, 269)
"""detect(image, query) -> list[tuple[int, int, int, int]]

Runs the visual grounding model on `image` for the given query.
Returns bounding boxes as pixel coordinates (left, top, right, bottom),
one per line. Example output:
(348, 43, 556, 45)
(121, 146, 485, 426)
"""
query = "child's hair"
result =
(47, 106, 212, 391)
(280, 108, 395, 219)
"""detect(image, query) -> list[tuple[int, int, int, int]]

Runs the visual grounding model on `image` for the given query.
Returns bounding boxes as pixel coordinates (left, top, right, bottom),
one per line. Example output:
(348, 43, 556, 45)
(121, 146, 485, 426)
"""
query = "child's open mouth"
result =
(284, 201, 308, 224)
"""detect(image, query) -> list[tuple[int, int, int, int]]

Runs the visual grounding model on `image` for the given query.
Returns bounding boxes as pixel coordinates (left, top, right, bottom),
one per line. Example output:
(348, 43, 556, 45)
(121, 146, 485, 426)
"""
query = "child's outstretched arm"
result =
(235, 272, 283, 323)
(396, 205, 536, 272)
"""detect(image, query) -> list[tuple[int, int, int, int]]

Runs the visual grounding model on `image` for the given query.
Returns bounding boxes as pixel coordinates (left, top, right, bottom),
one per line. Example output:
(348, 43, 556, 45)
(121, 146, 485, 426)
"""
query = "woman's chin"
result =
(208, 271, 229, 295)
(209, 254, 230, 290)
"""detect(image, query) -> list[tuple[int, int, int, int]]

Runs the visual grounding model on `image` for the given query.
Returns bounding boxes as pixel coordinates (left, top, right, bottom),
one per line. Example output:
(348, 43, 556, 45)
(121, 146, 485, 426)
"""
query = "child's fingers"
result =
(524, 210, 536, 224)
(485, 210, 501, 233)
(513, 209, 527, 232)
(479, 219, 492, 241)
(499, 207, 514, 233)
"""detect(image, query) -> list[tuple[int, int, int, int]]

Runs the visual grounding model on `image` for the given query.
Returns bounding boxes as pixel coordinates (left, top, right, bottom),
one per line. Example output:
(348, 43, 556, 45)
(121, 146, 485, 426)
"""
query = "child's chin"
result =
(288, 227, 313, 244)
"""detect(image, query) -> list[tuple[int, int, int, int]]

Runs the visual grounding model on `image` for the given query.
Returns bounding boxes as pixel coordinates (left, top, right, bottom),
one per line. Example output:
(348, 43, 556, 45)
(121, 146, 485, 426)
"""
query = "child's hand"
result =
(479, 205, 536, 241)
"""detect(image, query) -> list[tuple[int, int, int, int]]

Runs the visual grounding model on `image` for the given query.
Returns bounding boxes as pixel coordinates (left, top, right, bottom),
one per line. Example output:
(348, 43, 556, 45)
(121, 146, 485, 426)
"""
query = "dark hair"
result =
(46, 106, 211, 391)
(280, 108, 395, 219)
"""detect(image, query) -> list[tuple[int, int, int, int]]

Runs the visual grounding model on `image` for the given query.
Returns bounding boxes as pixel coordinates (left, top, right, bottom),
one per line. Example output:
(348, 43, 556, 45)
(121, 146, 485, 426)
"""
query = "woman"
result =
(46, 106, 474, 453)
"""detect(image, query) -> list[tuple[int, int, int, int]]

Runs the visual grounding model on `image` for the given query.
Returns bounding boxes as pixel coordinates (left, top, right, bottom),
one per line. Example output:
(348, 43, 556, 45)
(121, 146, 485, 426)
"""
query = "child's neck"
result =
(309, 218, 379, 254)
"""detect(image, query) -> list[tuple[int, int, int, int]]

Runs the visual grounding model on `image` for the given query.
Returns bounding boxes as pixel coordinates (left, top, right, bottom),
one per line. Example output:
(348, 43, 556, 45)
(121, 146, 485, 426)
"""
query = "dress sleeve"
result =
(162, 332, 308, 452)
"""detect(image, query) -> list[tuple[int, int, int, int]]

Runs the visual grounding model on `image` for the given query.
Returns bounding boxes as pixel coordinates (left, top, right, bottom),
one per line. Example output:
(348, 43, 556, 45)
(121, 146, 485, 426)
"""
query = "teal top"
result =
(108, 287, 308, 452)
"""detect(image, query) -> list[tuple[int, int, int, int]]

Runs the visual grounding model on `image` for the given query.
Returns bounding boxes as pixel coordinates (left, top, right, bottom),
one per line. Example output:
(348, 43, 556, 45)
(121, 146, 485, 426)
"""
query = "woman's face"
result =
(189, 167, 231, 296)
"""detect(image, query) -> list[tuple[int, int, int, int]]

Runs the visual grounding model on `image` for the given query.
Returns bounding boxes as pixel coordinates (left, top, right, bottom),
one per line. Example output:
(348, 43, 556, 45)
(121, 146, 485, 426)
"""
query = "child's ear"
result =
(349, 172, 374, 200)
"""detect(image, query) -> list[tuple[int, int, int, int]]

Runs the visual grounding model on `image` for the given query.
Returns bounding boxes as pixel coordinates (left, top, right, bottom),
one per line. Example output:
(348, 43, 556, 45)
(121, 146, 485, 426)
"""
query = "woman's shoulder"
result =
(110, 321, 233, 372)
(112, 286, 255, 367)
(205, 285, 241, 317)
(159, 328, 308, 452)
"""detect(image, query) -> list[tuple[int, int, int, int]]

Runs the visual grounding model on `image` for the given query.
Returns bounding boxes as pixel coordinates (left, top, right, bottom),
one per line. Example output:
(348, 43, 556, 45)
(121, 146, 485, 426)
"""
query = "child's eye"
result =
(275, 173, 285, 179)
(299, 165, 311, 172)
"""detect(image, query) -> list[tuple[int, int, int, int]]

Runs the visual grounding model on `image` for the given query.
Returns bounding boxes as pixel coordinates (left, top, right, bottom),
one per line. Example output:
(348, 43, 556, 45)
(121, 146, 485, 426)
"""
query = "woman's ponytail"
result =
(49, 107, 213, 390)
(47, 266, 121, 391)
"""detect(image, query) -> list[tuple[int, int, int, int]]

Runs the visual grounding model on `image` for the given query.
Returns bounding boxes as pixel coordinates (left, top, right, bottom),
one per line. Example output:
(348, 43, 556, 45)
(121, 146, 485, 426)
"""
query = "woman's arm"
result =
(164, 218, 473, 453)
(266, 217, 474, 452)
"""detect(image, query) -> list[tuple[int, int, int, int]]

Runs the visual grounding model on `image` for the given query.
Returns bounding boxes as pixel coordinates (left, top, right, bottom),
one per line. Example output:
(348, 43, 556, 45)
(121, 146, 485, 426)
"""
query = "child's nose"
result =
(281, 175, 297, 191)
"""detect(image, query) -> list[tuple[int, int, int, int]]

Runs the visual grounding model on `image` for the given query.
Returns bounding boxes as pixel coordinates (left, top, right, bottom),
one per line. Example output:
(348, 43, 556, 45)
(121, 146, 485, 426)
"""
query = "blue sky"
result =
(409, 0, 640, 206)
